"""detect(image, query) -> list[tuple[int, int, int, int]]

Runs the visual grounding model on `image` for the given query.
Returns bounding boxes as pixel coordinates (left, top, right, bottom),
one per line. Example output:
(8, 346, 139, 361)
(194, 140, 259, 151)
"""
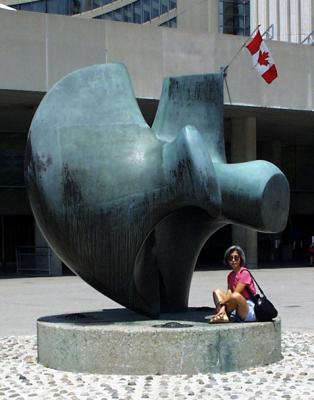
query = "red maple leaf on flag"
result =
(258, 50, 269, 66)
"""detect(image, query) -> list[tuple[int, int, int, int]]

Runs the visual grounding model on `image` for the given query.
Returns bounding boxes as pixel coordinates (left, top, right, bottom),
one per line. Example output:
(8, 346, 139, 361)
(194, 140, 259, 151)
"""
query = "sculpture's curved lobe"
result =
(25, 64, 290, 317)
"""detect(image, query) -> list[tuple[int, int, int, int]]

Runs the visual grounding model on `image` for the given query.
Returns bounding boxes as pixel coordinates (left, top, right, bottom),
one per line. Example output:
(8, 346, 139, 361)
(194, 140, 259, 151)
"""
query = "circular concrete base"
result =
(37, 308, 281, 375)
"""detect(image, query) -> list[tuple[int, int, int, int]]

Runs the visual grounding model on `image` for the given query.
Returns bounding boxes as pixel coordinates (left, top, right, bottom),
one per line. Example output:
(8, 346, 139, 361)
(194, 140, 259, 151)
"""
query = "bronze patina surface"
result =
(25, 64, 289, 317)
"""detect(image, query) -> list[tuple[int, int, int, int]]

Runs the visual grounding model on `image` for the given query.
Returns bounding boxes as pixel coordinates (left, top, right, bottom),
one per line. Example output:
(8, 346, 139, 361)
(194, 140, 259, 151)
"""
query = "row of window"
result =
(95, 0, 176, 24)
(12, 0, 249, 35)
(12, 0, 176, 18)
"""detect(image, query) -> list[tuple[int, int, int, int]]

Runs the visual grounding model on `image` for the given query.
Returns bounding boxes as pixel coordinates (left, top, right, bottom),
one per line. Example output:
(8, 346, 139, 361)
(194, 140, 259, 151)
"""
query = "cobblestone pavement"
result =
(0, 331, 313, 400)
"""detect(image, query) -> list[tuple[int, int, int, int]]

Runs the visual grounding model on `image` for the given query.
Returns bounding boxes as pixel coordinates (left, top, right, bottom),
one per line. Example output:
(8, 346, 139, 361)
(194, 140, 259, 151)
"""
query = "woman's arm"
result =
(233, 282, 246, 294)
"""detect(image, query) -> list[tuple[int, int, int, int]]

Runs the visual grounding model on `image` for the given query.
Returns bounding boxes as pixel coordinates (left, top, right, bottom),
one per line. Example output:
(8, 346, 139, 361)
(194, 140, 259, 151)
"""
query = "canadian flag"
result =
(246, 30, 278, 84)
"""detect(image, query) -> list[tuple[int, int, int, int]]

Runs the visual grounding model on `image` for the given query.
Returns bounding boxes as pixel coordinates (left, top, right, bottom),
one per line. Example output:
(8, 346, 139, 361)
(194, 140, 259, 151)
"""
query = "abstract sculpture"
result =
(25, 64, 289, 318)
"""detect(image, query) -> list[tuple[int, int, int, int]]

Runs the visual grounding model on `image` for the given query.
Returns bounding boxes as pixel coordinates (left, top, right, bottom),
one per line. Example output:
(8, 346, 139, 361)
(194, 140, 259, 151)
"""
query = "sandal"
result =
(208, 313, 230, 324)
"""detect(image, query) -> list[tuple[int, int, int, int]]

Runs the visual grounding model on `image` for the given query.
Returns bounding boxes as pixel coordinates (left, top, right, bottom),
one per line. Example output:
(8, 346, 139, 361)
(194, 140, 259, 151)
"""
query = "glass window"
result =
(219, 0, 250, 36)
(47, 0, 70, 15)
(112, 9, 123, 21)
(142, 0, 151, 22)
(94, 11, 112, 19)
(160, 0, 168, 14)
(81, 0, 92, 12)
(92, 0, 113, 7)
(133, 0, 141, 23)
(151, 0, 159, 18)
(19, 0, 46, 12)
(70, 0, 81, 14)
(168, 17, 176, 27)
(123, 4, 133, 22)
(69, 0, 92, 13)
(169, 0, 176, 10)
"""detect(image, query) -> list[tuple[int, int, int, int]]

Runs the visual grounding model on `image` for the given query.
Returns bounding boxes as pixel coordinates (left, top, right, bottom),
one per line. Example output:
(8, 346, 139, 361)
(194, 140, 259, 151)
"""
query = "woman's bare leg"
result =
(213, 288, 228, 312)
(208, 289, 231, 323)
(225, 292, 249, 320)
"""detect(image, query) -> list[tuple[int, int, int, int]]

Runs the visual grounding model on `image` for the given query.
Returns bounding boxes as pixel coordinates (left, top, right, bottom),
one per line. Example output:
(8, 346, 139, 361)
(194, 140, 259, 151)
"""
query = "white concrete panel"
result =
(0, 10, 46, 91)
(213, 33, 313, 111)
(45, 14, 107, 90)
(177, 0, 212, 33)
(0, 10, 312, 112)
(104, 21, 163, 99)
(161, 29, 216, 80)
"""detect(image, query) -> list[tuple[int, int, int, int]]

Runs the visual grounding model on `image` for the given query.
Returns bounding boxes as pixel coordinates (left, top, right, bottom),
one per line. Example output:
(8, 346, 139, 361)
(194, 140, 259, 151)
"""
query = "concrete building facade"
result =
(0, 0, 313, 274)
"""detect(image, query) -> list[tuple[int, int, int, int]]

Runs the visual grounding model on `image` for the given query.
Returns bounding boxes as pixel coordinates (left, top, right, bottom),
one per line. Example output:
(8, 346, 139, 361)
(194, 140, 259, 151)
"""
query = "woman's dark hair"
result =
(223, 245, 246, 266)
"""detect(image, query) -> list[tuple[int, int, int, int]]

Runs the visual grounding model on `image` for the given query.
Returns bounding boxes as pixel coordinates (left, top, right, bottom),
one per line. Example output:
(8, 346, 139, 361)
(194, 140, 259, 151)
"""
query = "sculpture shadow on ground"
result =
(37, 307, 216, 326)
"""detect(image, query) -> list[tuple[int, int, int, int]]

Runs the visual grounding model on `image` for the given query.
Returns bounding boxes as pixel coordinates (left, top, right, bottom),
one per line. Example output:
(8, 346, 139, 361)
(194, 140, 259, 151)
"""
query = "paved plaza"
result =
(0, 266, 313, 399)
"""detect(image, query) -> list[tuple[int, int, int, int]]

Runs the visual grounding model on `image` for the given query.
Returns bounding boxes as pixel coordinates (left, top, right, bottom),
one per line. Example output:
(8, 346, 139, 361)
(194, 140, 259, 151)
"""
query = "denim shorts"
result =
(231, 299, 257, 323)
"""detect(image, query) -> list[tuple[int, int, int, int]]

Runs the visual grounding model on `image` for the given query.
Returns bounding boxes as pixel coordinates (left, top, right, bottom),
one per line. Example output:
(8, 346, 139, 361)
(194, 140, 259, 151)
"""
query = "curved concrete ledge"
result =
(37, 308, 281, 375)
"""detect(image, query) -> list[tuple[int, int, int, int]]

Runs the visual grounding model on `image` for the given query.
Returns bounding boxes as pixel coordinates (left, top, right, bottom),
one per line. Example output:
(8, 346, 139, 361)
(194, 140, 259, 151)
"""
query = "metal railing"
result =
(301, 30, 314, 45)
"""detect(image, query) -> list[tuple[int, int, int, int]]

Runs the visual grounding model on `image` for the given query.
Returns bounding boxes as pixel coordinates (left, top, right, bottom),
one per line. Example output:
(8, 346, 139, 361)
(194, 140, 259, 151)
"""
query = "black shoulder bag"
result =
(245, 270, 278, 322)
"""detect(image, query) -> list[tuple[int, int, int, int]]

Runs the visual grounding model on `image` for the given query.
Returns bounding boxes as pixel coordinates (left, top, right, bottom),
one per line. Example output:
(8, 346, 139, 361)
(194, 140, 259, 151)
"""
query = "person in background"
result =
(308, 237, 314, 265)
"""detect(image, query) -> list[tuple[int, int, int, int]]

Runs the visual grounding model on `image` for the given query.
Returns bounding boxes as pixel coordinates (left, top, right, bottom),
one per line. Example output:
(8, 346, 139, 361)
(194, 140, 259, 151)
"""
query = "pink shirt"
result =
(227, 266, 256, 300)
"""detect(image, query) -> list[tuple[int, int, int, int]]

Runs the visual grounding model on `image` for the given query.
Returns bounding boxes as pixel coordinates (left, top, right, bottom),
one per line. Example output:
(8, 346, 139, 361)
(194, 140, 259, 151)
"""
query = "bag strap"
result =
(244, 269, 266, 297)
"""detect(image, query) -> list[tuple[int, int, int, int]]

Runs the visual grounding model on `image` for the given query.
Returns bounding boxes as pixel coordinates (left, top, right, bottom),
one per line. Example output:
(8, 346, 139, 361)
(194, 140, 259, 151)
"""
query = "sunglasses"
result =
(228, 255, 240, 261)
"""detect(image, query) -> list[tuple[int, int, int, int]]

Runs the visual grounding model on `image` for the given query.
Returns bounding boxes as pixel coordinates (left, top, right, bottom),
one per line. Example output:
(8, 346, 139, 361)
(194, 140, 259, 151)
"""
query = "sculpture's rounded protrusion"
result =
(215, 161, 290, 232)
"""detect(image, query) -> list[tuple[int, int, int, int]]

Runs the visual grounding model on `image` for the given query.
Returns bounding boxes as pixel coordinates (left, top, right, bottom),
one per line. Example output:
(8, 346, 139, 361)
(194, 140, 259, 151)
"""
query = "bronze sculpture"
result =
(25, 64, 289, 317)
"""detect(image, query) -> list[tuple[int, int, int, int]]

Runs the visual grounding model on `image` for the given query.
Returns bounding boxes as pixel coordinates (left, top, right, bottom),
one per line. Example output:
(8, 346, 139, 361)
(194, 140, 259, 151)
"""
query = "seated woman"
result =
(209, 245, 257, 323)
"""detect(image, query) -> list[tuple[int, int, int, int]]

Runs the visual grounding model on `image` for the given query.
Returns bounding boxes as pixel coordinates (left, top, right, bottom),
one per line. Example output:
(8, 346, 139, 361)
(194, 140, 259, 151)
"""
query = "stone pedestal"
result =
(37, 309, 281, 375)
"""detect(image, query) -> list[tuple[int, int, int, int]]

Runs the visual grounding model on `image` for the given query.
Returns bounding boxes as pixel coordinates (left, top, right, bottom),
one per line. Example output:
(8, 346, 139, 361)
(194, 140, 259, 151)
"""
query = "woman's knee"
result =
(230, 292, 244, 303)
(213, 288, 224, 296)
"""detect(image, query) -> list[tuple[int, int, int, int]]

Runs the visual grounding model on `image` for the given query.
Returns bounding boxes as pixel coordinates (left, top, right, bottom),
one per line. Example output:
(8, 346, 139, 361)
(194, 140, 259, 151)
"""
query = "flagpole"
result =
(221, 24, 261, 76)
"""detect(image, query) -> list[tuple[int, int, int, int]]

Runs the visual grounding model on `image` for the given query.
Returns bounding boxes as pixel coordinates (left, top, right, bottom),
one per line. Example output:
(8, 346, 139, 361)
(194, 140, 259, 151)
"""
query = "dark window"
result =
(47, 0, 70, 15)
(160, 16, 176, 28)
(123, 3, 133, 22)
(133, 0, 142, 23)
(169, 16, 176, 27)
(112, 9, 123, 21)
(92, 0, 113, 7)
(151, 0, 159, 18)
(142, 0, 151, 22)
(160, 0, 168, 14)
(93, 0, 177, 26)
(14, 0, 46, 12)
(0, 216, 34, 267)
(169, 0, 176, 10)
(219, 0, 250, 36)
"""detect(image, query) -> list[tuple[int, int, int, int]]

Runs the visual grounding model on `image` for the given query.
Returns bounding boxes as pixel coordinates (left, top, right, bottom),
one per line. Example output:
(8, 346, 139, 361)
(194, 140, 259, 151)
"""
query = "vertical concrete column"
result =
(279, 0, 291, 42)
(35, 223, 62, 276)
(268, 0, 280, 40)
(231, 117, 258, 269)
(290, 0, 301, 43)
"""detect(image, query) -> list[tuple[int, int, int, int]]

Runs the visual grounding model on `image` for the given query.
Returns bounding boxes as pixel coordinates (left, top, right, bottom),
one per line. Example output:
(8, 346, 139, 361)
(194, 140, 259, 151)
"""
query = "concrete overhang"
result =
(0, 9, 312, 141)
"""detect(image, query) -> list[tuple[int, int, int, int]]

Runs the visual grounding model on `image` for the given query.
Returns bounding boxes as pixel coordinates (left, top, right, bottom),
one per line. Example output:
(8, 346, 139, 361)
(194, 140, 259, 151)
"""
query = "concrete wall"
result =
(0, 9, 313, 113)
(176, 0, 218, 34)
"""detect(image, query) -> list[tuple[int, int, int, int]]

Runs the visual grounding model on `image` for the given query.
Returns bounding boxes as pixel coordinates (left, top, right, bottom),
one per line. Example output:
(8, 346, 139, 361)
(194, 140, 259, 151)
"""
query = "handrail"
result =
(301, 30, 314, 45)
